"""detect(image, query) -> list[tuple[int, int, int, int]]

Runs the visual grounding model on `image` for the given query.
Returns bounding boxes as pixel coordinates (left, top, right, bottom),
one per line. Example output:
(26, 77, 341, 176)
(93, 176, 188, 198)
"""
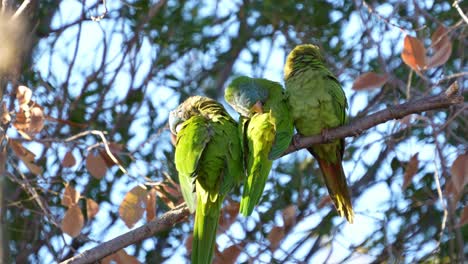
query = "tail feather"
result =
(239, 159, 273, 216)
(192, 200, 219, 264)
(308, 148, 354, 223)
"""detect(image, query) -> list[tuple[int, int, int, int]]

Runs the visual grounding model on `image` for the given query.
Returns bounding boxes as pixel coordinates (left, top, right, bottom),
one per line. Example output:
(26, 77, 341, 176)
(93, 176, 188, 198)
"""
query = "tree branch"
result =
(60, 82, 463, 264)
(59, 205, 190, 264)
(281, 82, 463, 156)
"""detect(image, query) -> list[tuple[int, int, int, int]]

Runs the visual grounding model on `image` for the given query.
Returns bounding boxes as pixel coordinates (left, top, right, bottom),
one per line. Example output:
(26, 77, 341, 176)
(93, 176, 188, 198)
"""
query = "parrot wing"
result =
(175, 115, 213, 213)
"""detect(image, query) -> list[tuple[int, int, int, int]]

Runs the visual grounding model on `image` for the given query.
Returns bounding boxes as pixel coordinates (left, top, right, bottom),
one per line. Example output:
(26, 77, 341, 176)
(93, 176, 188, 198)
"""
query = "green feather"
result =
(225, 77, 294, 216)
(170, 96, 243, 263)
(284, 44, 354, 223)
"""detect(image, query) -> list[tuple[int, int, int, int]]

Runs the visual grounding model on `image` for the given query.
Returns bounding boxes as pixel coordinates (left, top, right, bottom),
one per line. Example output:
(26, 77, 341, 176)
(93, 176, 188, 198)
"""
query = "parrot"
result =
(169, 96, 243, 264)
(224, 76, 294, 216)
(283, 44, 354, 223)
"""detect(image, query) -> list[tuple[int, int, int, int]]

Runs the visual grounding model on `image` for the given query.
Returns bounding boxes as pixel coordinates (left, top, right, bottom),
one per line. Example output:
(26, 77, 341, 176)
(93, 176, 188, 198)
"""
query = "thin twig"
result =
(452, 0, 468, 25)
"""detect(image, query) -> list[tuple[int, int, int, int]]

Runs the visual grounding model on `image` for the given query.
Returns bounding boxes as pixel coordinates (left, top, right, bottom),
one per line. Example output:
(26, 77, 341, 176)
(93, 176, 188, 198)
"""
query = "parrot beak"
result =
(170, 133, 177, 146)
(252, 101, 264, 114)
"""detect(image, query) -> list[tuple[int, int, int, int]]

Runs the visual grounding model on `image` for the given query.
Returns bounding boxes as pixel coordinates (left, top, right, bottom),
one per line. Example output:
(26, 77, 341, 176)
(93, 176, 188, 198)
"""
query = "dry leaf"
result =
(218, 201, 239, 233)
(352, 72, 389, 91)
(282, 205, 296, 231)
(1, 102, 10, 125)
(458, 206, 468, 228)
(9, 139, 42, 175)
(213, 244, 244, 264)
(16, 85, 32, 106)
(403, 153, 419, 190)
(86, 198, 100, 219)
(154, 182, 183, 209)
(114, 249, 140, 264)
(427, 26, 452, 69)
(185, 234, 193, 254)
(61, 204, 84, 237)
(267, 226, 285, 251)
(62, 184, 80, 208)
(86, 151, 107, 179)
(119, 185, 147, 228)
(146, 188, 157, 221)
(62, 151, 76, 167)
(29, 106, 44, 133)
(450, 154, 468, 194)
(103, 250, 140, 264)
(317, 195, 332, 209)
(401, 35, 426, 72)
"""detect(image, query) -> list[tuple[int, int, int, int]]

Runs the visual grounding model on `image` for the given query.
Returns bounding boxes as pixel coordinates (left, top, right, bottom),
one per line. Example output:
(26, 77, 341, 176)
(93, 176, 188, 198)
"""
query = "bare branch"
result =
(60, 204, 190, 264)
(59, 82, 463, 264)
(282, 82, 463, 156)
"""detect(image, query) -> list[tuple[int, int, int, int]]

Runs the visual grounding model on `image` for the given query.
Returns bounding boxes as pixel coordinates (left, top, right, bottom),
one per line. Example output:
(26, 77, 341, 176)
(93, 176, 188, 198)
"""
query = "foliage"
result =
(0, 0, 466, 263)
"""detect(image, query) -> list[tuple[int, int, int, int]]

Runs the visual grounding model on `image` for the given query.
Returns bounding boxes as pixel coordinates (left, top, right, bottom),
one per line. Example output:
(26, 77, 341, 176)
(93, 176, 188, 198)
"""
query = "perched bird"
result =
(169, 96, 243, 264)
(225, 76, 294, 216)
(284, 44, 354, 223)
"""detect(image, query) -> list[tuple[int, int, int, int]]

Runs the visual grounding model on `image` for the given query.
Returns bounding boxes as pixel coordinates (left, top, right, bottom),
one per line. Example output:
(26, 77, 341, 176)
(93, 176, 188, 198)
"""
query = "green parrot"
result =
(169, 96, 243, 264)
(225, 76, 294, 216)
(284, 44, 354, 223)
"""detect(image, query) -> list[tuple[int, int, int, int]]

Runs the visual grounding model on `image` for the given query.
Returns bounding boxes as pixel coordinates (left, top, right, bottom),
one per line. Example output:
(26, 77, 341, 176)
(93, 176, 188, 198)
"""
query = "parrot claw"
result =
(321, 129, 331, 143)
(292, 134, 301, 150)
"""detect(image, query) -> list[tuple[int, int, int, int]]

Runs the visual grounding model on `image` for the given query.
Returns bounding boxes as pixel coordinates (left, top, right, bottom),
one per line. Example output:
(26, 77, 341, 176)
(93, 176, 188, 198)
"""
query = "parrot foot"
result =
(353, 128, 363, 137)
(292, 134, 302, 150)
(321, 129, 332, 143)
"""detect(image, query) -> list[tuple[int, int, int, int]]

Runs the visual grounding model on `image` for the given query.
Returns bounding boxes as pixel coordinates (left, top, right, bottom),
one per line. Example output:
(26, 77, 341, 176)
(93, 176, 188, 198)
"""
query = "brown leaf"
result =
(9, 139, 42, 175)
(154, 182, 183, 209)
(213, 244, 244, 264)
(61, 204, 84, 237)
(352, 72, 389, 91)
(458, 206, 468, 228)
(62, 184, 80, 208)
(403, 153, 419, 190)
(185, 234, 193, 254)
(114, 249, 140, 264)
(401, 35, 426, 72)
(86, 198, 100, 219)
(282, 205, 296, 231)
(103, 250, 140, 264)
(1, 102, 10, 125)
(450, 154, 468, 194)
(317, 195, 332, 209)
(119, 185, 147, 228)
(62, 151, 76, 167)
(218, 201, 240, 233)
(86, 151, 107, 179)
(29, 106, 44, 134)
(427, 26, 452, 69)
(267, 226, 285, 251)
(146, 188, 157, 221)
(444, 180, 462, 205)
(431, 25, 450, 52)
(16, 85, 32, 106)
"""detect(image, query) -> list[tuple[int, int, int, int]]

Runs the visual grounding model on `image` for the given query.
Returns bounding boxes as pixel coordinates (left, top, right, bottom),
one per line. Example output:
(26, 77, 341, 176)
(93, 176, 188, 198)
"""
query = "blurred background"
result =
(0, 0, 466, 263)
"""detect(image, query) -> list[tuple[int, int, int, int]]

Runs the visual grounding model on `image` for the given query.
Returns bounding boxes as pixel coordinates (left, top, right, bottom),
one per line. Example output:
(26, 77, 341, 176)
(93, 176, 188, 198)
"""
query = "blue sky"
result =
(24, 0, 459, 263)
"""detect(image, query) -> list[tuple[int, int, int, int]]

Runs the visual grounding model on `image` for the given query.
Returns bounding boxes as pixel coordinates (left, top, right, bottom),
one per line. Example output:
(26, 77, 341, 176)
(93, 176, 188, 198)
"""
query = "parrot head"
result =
(225, 76, 268, 117)
(284, 44, 325, 80)
(169, 96, 229, 135)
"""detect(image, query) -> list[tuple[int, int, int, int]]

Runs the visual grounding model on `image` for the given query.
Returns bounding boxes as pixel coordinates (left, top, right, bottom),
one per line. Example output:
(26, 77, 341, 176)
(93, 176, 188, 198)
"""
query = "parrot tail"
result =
(192, 200, 219, 264)
(239, 159, 273, 216)
(309, 148, 354, 223)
